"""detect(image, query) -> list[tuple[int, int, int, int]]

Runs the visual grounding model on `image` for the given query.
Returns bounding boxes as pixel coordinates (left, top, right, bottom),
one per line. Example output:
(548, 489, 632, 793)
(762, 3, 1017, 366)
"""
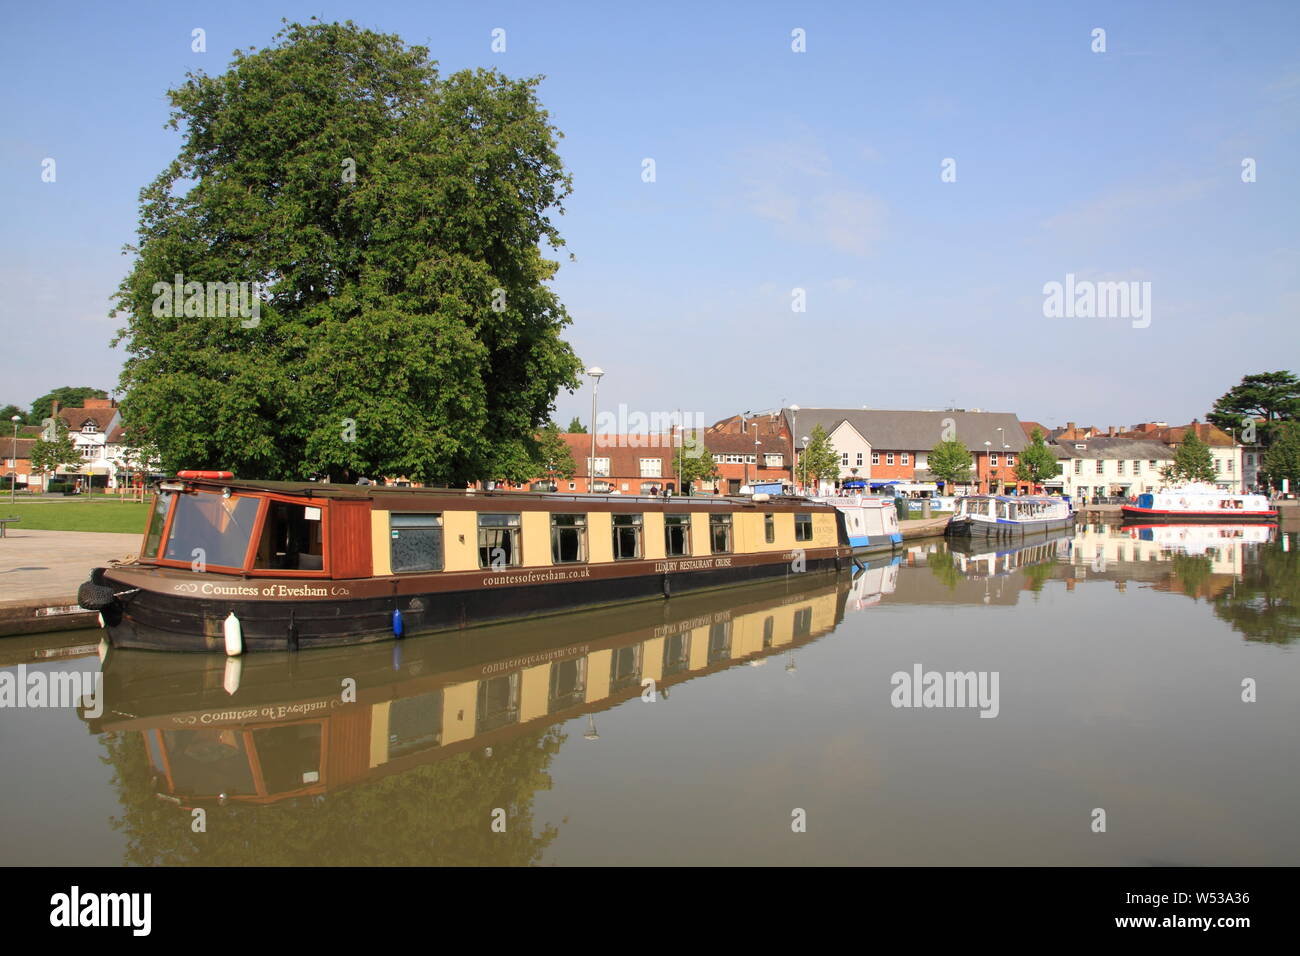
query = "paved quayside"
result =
(0, 529, 140, 636)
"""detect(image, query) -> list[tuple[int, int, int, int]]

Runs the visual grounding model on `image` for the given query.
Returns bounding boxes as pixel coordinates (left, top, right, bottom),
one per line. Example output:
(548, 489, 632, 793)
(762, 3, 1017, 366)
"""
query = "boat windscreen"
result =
(162, 492, 261, 568)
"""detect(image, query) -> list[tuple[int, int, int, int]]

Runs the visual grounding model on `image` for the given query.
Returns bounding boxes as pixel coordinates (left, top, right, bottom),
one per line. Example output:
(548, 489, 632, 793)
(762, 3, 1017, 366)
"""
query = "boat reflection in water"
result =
(83, 573, 858, 811)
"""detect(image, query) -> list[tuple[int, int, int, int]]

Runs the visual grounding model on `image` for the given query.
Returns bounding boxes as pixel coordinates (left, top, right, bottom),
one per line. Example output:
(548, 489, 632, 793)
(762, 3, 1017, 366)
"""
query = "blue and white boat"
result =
(810, 494, 902, 554)
(945, 495, 1074, 540)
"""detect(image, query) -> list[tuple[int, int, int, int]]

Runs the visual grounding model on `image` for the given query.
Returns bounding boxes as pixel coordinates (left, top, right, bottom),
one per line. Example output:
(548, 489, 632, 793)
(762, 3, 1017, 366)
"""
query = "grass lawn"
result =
(0, 499, 151, 534)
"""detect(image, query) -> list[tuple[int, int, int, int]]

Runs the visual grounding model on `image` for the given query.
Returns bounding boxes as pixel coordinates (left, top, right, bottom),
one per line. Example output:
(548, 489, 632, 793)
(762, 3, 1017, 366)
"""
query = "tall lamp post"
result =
(788, 405, 799, 491)
(801, 435, 810, 491)
(983, 440, 992, 494)
(741, 410, 751, 489)
(10, 415, 20, 503)
(586, 366, 604, 493)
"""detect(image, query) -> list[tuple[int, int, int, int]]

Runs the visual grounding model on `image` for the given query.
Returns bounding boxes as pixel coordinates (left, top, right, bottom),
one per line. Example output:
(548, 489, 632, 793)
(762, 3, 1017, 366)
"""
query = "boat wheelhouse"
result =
(808, 494, 901, 555)
(1121, 484, 1277, 522)
(77, 475, 851, 653)
(945, 495, 1074, 540)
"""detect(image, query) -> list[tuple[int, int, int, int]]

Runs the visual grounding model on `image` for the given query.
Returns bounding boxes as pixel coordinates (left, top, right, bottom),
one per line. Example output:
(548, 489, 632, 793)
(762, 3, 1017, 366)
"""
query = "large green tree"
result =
(800, 424, 840, 486)
(1261, 421, 1300, 490)
(1014, 429, 1059, 488)
(29, 419, 80, 490)
(1207, 371, 1300, 445)
(566, 417, 586, 434)
(534, 422, 576, 480)
(927, 439, 974, 488)
(111, 20, 583, 484)
(30, 387, 108, 424)
(678, 432, 719, 491)
(1161, 430, 1216, 485)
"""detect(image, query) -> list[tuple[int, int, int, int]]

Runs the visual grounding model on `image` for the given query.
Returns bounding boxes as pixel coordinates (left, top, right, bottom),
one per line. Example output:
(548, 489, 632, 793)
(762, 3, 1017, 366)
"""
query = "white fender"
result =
(97, 638, 108, 662)
(223, 655, 243, 695)
(224, 611, 243, 656)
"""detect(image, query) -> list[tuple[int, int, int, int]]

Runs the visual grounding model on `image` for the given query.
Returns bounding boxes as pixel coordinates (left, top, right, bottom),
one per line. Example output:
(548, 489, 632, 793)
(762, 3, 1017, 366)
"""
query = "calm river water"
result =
(2, 520, 1297, 866)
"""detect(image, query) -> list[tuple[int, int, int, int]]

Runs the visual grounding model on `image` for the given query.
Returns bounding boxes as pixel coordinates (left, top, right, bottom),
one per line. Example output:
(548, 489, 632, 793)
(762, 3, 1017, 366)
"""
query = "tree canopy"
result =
(30, 387, 108, 425)
(927, 439, 974, 488)
(800, 425, 840, 485)
(1207, 371, 1300, 444)
(29, 419, 79, 487)
(1261, 421, 1300, 489)
(1014, 429, 1059, 488)
(1161, 430, 1216, 485)
(111, 20, 583, 484)
(566, 417, 586, 434)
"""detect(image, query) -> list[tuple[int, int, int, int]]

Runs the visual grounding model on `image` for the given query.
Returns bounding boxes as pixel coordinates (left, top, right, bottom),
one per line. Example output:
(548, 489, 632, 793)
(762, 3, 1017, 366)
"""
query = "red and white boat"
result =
(1121, 483, 1277, 522)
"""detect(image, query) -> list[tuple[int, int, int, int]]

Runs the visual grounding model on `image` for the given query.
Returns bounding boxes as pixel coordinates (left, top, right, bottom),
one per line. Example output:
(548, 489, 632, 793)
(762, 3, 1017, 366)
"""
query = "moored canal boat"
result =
(77, 474, 852, 653)
(808, 494, 901, 555)
(945, 495, 1074, 540)
(1120, 484, 1277, 523)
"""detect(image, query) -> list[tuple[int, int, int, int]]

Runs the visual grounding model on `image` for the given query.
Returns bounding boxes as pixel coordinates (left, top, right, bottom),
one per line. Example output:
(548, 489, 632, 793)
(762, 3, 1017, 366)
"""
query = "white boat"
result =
(946, 495, 1074, 540)
(1124, 522, 1275, 554)
(809, 494, 901, 554)
(1121, 484, 1277, 522)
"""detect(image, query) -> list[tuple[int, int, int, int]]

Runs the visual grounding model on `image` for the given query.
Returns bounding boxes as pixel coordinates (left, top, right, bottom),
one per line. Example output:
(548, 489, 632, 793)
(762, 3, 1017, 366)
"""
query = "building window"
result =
(665, 514, 691, 556)
(901, 452, 910, 465)
(1133, 460, 1141, 473)
(764, 453, 783, 467)
(81, 446, 97, 459)
(709, 513, 733, 553)
(80, 421, 97, 434)
(871, 452, 879, 466)
(1074, 459, 1082, 475)
(989, 453, 998, 467)
(1227, 459, 1233, 473)
(612, 513, 642, 560)
(855, 452, 863, 467)
(478, 513, 522, 568)
(765, 513, 775, 543)
(390, 514, 444, 573)
(1214, 458, 1221, 473)
(589, 457, 610, 478)
(1246, 454, 1254, 466)
(886, 453, 895, 466)
(1095, 460, 1104, 475)
(841, 452, 849, 466)
(550, 513, 587, 564)
(795, 513, 813, 541)
(568, 481, 576, 490)
(639, 458, 662, 478)
(1004, 454, 1014, 466)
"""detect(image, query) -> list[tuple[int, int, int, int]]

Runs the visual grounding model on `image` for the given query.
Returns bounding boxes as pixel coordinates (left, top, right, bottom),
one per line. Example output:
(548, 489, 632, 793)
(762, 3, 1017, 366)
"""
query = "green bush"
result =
(46, 481, 75, 495)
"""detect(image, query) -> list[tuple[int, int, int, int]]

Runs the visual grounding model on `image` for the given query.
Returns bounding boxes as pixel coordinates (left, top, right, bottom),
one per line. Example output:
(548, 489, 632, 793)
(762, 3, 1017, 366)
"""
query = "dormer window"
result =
(81, 420, 98, 434)
(1074, 443, 1086, 450)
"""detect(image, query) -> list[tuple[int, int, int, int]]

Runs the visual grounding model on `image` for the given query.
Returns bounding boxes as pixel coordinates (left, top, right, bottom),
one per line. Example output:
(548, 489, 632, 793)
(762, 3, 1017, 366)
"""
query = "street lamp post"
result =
(788, 405, 799, 492)
(742, 410, 750, 489)
(10, 415, 20, 503)
(586, 366, 604, 493)
(801, 435, 810, 491)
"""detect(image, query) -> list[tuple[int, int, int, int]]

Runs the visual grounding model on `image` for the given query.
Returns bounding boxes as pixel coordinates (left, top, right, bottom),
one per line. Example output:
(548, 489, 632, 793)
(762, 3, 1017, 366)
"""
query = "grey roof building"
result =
(782, 408, 1028, 452)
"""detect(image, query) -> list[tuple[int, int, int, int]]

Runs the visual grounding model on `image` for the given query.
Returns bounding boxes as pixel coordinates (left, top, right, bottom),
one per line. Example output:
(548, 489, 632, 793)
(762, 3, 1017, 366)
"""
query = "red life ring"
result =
(176, 470, 234, 479)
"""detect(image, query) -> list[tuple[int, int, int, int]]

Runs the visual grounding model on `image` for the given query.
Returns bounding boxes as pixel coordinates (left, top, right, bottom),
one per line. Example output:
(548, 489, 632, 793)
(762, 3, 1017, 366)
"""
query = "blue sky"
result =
(2, 0, 1296, 434)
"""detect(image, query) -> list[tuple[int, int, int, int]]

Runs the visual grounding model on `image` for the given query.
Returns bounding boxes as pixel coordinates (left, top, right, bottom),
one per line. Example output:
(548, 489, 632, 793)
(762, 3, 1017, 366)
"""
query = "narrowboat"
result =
(80, 575, 850, 808)
(1121, 484, 1277, 522)
(809, 494, 901, 555)
(76, 473, 852, 653)
(945, 495, 1074, 540)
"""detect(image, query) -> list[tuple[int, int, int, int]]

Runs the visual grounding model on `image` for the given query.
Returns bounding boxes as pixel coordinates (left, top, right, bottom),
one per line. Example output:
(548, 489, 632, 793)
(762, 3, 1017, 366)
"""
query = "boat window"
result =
(763, 616, 775, 648)
(142, 492, 172, 558)
(795, 513, 813, 541)
(610, 645, 643, 692)
(389, 514, 443, 573)
(663, 633, 691, 676)
(164, 492, 261, 569)
(793, 606, 813, 638)
(162, 728, 255, 797)
(665, 514, 691, 556)
(388, 690, 444, 757)
(612, 513, 643, 560)
(548, 658, 587, 714)
(252, 723, 323, 794)
(476, 673, 520, 733)
(707, 621, 732, 663)
(478, 513, 522, 568)
(709, 513, 733, 553)
(550, 513, 587, 564)
(254, 500, 326, 571)
(765, 513, 775, 543)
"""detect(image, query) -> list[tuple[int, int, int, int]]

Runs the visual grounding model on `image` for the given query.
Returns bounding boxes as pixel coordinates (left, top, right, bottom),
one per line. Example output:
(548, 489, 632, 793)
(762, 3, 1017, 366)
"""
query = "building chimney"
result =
(1108, 425, 1116, 437)
(1066, 421, 1076, 433)
(51, 400, 59, 417)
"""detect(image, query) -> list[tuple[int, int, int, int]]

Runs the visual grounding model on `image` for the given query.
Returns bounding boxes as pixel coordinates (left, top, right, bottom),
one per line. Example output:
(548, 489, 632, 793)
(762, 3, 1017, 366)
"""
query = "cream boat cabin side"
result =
(78, 476, 852, 653)
(1121, 484, 1278, 522)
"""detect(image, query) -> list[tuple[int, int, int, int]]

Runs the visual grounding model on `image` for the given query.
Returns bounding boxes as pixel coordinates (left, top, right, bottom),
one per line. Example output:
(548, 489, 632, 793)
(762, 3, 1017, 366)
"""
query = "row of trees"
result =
(0, 386, 108, 427)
